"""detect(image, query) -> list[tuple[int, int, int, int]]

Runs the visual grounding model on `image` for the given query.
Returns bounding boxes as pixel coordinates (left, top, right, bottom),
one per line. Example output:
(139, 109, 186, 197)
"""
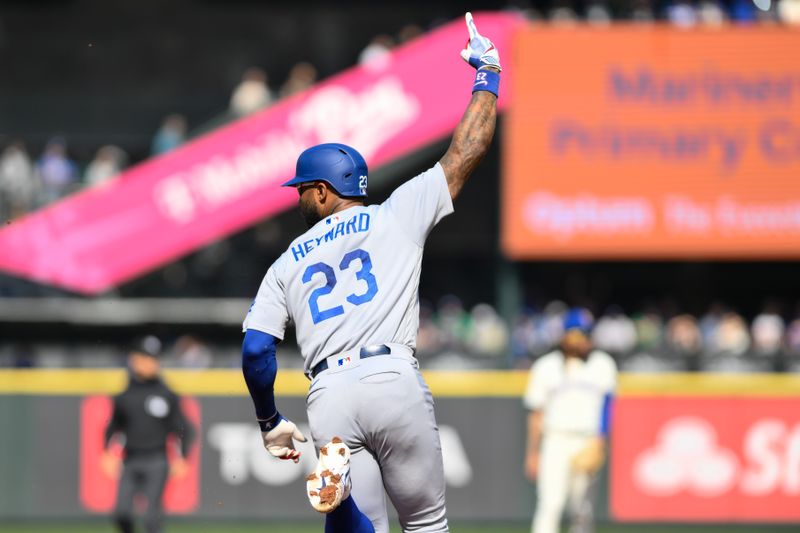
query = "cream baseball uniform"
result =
(523, 349, 617, 533)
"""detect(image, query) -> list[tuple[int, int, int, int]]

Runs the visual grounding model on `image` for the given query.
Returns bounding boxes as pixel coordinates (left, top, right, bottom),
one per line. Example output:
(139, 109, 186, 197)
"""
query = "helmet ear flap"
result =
(283, 143, 368, 197)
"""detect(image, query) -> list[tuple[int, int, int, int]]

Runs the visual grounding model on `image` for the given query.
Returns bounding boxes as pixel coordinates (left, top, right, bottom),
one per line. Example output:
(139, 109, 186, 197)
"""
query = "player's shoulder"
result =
(268, 248, 292, 276)
(532, 350, 562, 370)
(383, 163, 447, 203)
(588, 349, 618, 370)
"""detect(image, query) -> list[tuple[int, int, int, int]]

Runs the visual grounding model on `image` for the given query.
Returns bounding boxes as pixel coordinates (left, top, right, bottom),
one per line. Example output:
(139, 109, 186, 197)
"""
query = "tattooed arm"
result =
(439, 73, 498, 201)
(441, 12, 502, 201)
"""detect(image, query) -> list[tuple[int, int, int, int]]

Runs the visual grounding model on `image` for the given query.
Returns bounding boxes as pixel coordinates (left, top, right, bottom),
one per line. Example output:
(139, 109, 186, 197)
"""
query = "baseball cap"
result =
(129, 335, 163, 358)
(563, 308, 594, 333)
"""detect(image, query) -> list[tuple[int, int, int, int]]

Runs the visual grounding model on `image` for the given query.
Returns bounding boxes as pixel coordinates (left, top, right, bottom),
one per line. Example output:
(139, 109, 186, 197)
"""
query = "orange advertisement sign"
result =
(504, 28, 800, 259)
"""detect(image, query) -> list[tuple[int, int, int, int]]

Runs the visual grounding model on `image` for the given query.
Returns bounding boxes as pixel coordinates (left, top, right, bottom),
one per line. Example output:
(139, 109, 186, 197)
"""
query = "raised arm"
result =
(440, 88, 497, 200)
(439, 12, 502, 201)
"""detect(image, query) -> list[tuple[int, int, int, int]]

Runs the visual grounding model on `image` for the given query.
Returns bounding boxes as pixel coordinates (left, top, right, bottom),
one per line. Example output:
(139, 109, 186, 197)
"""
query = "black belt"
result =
(309, 344, 391, 379)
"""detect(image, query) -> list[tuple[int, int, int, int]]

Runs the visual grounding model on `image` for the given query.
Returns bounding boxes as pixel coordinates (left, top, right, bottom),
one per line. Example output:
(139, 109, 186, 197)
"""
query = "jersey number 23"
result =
(302, 248, 378, 324)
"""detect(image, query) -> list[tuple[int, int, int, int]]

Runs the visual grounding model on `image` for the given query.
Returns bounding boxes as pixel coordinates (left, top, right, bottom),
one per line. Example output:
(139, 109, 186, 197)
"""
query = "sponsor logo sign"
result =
(504, 28, 800, 259)
(611, 397, 800, 521)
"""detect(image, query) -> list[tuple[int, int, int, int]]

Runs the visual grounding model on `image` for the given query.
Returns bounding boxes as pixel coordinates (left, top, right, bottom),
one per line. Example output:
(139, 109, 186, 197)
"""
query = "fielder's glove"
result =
(260, 413, 307, 463)
(570, 436, 606, 474)
(460, 12, 502, 72)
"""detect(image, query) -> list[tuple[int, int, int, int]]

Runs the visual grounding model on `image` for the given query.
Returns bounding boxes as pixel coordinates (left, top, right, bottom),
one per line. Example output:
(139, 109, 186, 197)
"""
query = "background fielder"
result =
(523, 309, 617, 533)
(241, 12, 501, 533)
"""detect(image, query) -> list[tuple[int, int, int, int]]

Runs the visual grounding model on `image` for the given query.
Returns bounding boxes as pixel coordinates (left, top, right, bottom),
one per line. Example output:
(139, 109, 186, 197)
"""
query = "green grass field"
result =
(1, 522, 798, 533)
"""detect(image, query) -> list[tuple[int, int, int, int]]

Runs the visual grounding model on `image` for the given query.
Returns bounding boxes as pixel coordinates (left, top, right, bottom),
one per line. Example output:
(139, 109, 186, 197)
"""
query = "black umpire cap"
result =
(129, 335, 163, 358)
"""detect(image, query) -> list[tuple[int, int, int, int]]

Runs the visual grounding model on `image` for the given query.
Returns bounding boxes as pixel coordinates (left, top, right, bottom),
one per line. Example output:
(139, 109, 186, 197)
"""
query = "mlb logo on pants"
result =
(337, 356, 352, 367)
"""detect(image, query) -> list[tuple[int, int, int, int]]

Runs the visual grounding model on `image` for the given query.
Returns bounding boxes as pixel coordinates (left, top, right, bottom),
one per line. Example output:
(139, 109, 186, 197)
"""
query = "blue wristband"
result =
(472, 68, 500, 97)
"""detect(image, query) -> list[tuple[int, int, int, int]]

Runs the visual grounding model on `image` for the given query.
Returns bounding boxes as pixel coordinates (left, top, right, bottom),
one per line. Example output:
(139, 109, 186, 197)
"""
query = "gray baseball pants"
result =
(114, 453, 168, 533)
(306, 344, 448, 533)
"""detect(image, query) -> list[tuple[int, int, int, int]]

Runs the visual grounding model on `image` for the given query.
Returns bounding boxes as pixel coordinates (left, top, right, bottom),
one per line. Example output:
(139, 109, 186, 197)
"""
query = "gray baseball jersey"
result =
(244, 163, 453, 532)
(243, 162, 453, 372)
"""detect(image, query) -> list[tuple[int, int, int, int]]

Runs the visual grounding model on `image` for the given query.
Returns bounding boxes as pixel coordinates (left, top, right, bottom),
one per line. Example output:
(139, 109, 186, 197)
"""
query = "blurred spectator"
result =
(586, 1, 613, 25)
(665, 314, 702, 355)
(0, 141, 36, 220)
(698, 0, 728, 25)
(506, 0, 544, 20)
(229, 67, 273, 117)
(467, 303, 509, 357)
(592, 306, 637, 355)
(359, 34, 394, 70)
(630, 0, 656, 21)
(539, 300, 569, 350)
(416, 301, 442, 357)
(751, 305, 785, 356)
(778, 0, 800, 23)
(786, 312, 800, 356)
(666, 0, 699, 27)
(172, 335, 213, 368)
(397, 24, 423, 44)
(731, 0, 758, 22)
(755, 0, 780, 22)
(85, 145, 127, 187)
(151, 114, 187, 156)
(511, 309, 540, 365)
(713, 312, 750, 355)
(436, 295, 471, 352)
(36, 137, 78, 204)
(279, 62, 318, 99)
(699, 303, 725, 348)
(548, 0, 579, 24)
(632, 311, 663, 351)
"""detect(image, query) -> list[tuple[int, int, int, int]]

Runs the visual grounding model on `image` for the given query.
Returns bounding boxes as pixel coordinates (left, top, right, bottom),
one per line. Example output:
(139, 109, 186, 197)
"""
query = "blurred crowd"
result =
(513, 0, 800, 25)
(4, 298, 800, 372)
(3, 0, 800, 222)
(0, 59, 320, 223)
(416, 297, 800, 373)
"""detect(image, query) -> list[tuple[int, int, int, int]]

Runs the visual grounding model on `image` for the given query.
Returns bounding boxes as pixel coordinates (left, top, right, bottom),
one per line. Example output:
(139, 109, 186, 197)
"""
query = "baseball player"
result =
(523, 309, 617, 533)
(241, 12, 501, 533)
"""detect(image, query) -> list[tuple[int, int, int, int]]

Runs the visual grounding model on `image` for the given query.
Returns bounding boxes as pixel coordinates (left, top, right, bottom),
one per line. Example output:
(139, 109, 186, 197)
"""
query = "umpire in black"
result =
(102, 335, 196, 533)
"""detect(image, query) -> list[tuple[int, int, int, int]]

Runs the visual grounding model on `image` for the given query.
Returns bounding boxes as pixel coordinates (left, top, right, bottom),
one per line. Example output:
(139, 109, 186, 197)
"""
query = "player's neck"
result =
(327, 198, 364, 217)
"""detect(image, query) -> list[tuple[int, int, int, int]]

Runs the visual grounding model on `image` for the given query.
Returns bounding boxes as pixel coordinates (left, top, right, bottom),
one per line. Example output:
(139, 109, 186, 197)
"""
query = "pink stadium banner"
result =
(0, 12, 521, 294)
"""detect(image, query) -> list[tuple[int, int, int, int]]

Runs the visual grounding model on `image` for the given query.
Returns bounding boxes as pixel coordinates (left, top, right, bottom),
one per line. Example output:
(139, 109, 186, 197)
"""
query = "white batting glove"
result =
(459, 12, 502, 72)
(261, 415, 307, 463)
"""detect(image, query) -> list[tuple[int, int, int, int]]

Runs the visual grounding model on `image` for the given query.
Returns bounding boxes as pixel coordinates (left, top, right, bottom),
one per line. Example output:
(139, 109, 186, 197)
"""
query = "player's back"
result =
(244, 163, 453, 373)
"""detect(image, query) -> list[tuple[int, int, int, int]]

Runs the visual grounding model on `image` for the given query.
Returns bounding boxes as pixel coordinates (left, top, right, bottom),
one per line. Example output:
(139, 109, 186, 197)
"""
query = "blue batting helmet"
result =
(282, 143, 368, 197)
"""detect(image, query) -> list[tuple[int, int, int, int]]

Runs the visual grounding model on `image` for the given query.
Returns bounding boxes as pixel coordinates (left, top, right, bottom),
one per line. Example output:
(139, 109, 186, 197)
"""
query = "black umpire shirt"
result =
(104, 374, 196, 458)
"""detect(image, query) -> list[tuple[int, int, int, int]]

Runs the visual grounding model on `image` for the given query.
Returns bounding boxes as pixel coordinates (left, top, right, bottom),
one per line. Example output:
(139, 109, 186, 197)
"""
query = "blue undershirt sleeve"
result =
(599, 393, 613, 437)
(242, 329, 279, 429)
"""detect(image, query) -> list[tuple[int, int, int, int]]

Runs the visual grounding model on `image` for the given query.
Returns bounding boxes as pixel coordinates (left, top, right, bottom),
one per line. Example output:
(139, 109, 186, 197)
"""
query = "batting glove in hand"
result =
(261, 414, 307, 463)
(459, 12, 502, 72)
